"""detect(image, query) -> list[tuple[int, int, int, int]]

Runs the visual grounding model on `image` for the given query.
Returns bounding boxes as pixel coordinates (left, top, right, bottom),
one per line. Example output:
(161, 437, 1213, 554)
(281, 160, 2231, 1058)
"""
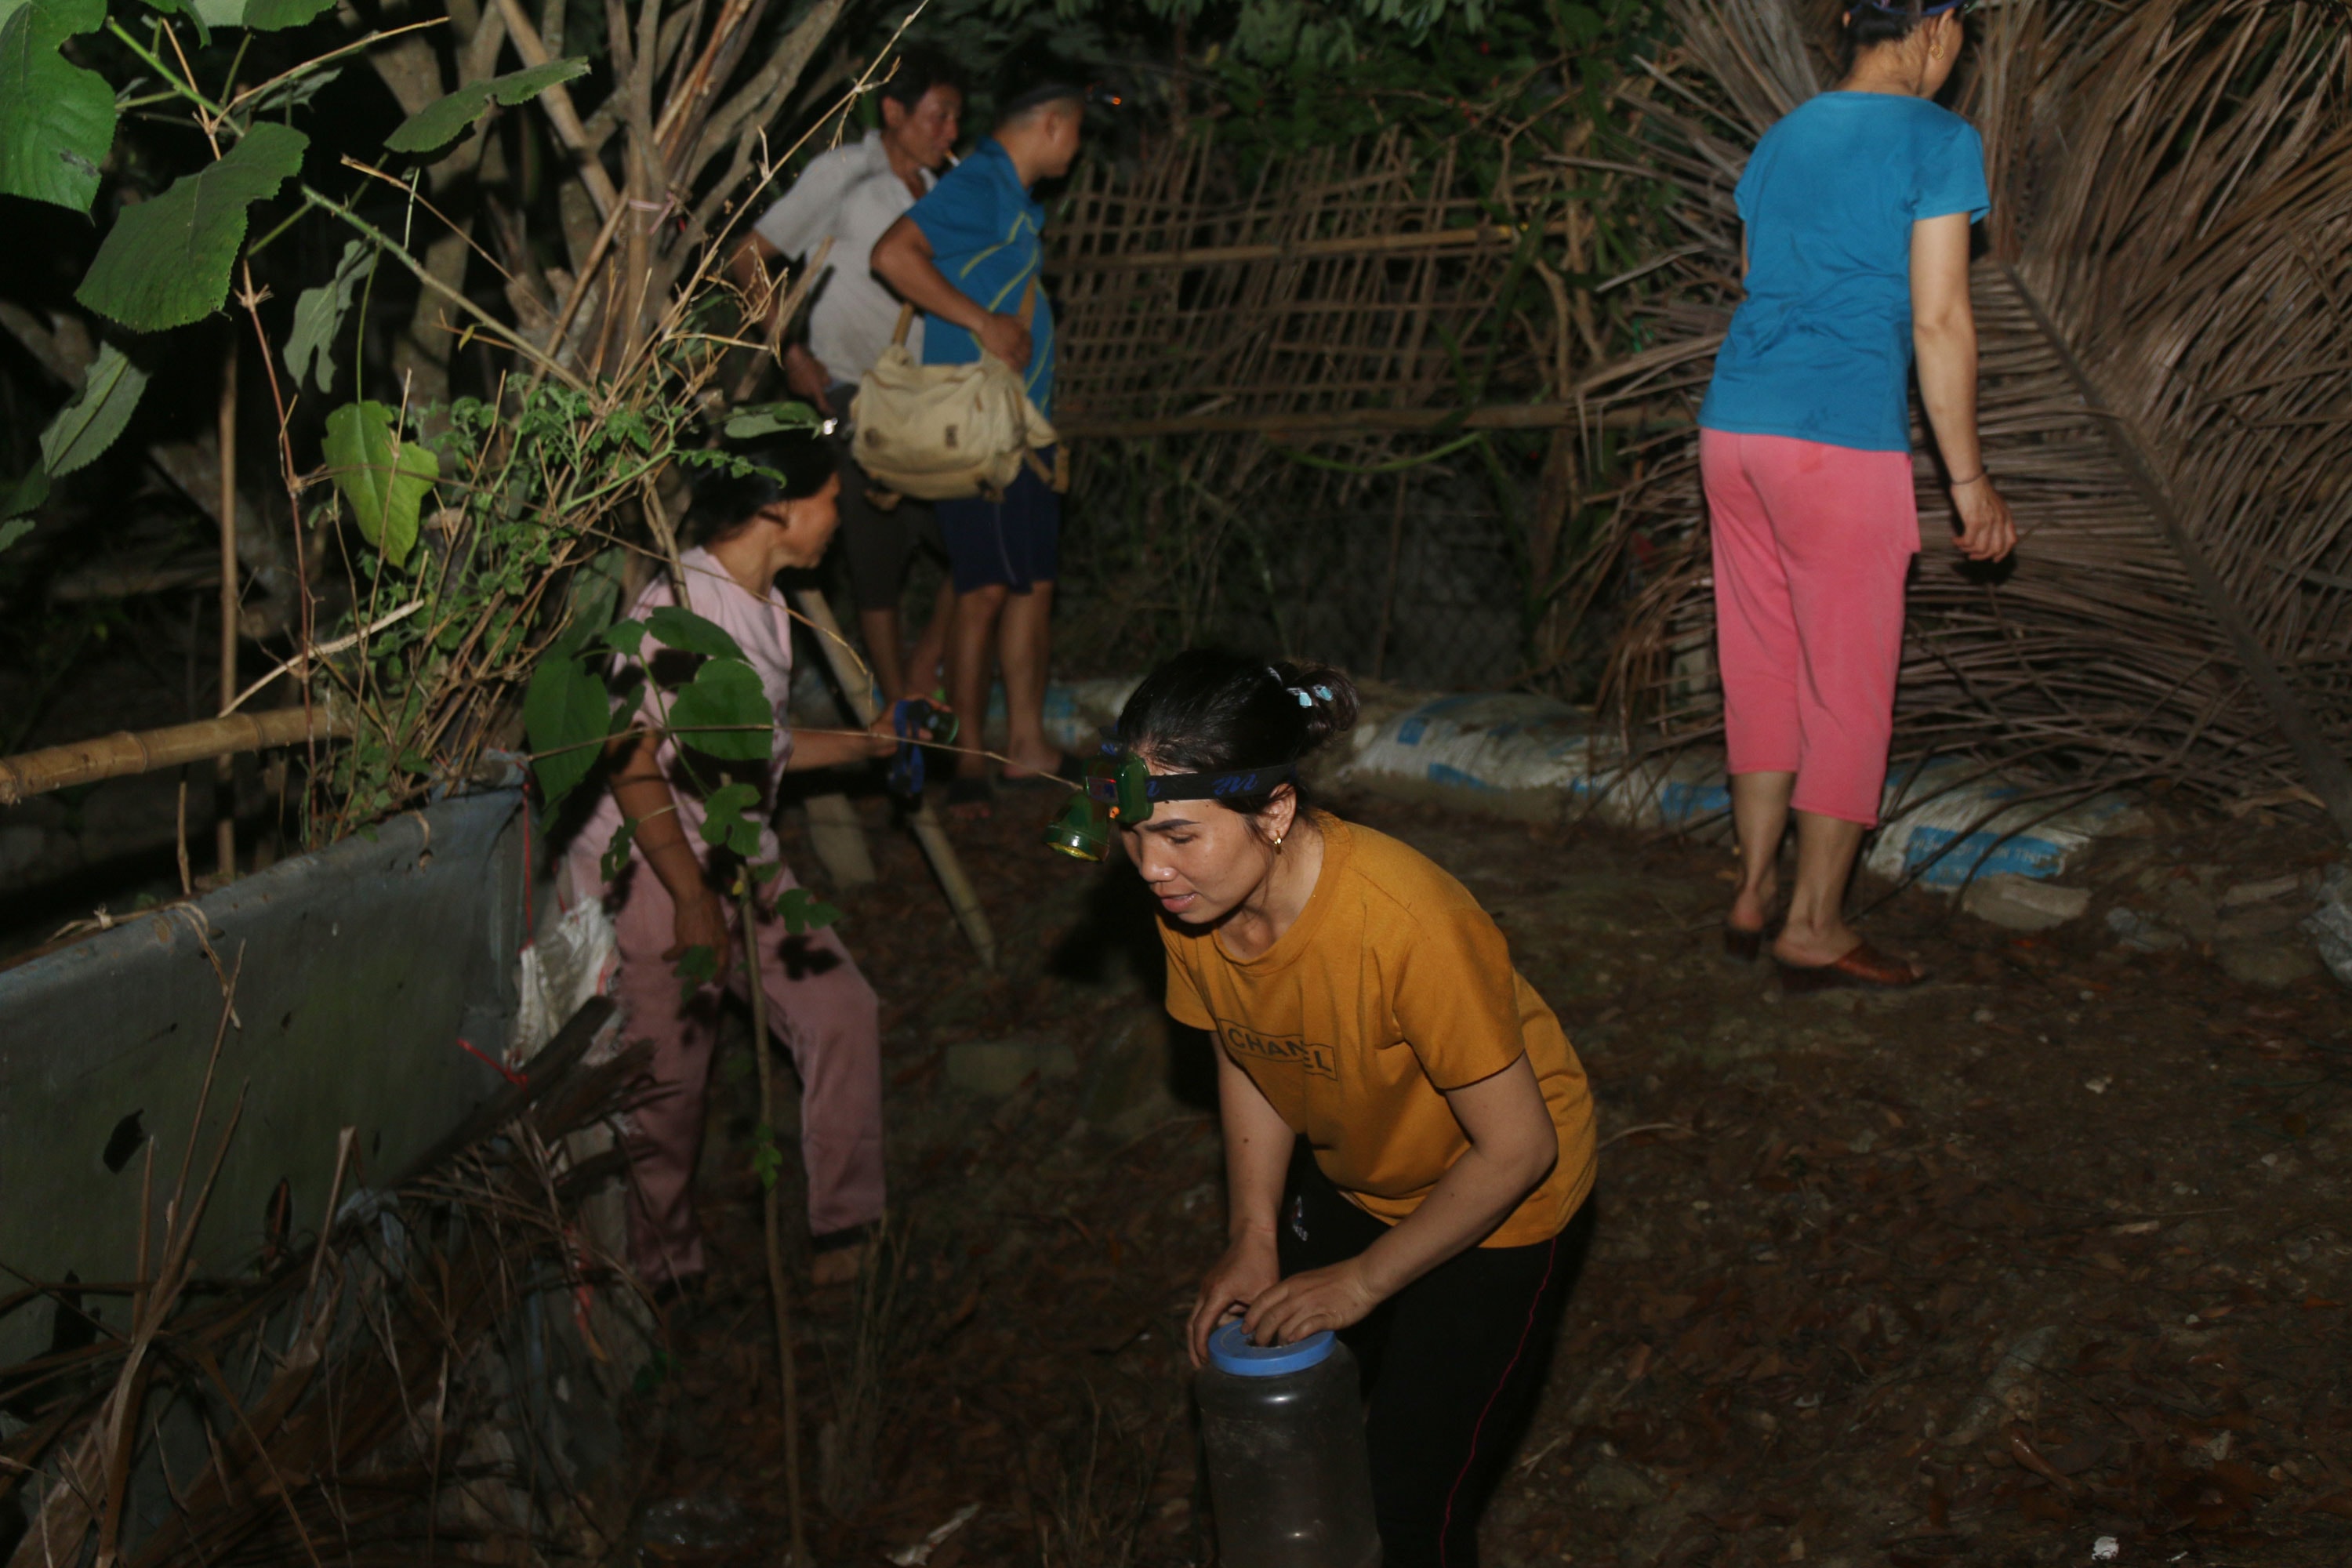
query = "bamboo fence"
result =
(1041, 124, 1671, 684)
(1591, 0, 2352, 830)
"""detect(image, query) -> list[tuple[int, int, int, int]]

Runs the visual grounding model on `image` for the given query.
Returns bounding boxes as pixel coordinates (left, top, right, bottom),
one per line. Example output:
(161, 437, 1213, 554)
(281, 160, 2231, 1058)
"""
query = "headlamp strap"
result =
(1140, 764, 1296, 804)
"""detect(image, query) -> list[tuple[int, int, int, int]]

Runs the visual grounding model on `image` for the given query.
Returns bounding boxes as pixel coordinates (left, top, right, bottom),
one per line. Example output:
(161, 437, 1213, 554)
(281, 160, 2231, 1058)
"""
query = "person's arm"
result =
(782, 716, 897, 771)
(870, 215, 1032, 370)
(607, 728, 732, 984)
(1185, 1045, 1296, 1366)
(1242, 1054, 1558, 1347)
(1911, 211, 2016, 562)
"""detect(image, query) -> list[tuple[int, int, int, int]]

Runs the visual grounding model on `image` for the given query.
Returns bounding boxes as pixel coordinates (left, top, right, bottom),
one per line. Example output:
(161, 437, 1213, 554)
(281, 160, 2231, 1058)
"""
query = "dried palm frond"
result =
(1593, 0, 2352, 835)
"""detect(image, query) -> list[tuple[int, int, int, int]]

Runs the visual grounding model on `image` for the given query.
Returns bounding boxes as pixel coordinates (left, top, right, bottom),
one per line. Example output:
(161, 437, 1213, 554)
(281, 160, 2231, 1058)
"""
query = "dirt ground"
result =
(612, 779, 2352, 1568)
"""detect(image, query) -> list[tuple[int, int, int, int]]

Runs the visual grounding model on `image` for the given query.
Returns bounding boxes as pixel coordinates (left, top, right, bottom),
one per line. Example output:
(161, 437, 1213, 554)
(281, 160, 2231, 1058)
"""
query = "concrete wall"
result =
(0, 789, 528, 1370)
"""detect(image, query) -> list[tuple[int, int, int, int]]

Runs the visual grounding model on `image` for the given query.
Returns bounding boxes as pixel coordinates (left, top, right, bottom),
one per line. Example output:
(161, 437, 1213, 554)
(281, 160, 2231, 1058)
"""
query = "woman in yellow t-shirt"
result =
(1112, 650, 1598, 1568)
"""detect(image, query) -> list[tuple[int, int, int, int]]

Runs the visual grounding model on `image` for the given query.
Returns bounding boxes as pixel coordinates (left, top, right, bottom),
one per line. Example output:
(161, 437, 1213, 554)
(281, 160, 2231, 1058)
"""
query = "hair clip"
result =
(1312, 685, 1334, 702)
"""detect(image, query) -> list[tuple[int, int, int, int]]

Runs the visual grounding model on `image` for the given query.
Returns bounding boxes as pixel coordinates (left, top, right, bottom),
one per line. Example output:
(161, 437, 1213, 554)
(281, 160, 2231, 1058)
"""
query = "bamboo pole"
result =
(1061, 216, 1577, 270)
(216, 346, 238, 880)
(0, 707, 348, 807)
(785, 588, 997, 971)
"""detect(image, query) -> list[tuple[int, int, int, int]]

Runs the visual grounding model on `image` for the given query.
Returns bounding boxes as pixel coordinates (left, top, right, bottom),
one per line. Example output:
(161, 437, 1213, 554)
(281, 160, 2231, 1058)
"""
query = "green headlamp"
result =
(1040, 750, 1298, 862)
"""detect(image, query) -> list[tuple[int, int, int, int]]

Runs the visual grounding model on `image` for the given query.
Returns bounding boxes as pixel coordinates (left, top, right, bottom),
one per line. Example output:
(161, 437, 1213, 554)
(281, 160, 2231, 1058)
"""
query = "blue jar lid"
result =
(1207, 1320, 1337, 1377)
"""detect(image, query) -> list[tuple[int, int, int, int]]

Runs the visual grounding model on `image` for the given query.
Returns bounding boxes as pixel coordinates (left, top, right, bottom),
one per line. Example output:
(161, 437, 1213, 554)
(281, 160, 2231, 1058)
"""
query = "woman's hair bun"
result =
(1846, 0, 1936, 49)
(1113, 649, 1363, 819)
(1273, 660, 1361, 753)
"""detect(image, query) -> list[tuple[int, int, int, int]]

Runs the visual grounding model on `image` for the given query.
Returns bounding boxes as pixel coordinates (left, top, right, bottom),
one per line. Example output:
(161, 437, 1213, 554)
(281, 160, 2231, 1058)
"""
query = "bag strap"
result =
(891, 301, 916, 347)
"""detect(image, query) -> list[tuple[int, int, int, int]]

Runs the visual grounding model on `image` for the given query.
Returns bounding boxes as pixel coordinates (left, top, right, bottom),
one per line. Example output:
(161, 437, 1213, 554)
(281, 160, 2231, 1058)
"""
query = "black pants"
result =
(827, 383, 946, 613)
(1277, 1139, 1591, 1568)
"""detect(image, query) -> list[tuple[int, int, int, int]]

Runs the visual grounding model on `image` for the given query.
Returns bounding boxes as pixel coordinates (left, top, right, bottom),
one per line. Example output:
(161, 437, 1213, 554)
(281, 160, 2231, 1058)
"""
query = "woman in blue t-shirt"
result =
(1698, 0, 2017, 990)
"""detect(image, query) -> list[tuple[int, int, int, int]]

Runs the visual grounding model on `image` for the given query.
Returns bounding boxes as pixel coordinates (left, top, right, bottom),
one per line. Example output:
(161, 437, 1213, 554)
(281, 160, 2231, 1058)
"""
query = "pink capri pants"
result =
(568, 846, 884, 1286)
(1701, 429, 1918, 827)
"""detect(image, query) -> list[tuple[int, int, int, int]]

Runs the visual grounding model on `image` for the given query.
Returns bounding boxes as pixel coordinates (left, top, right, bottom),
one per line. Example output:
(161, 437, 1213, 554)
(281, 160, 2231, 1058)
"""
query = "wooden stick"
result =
(785, 588, 997, 970)
(0, 706, 347, 806)
(216, 345, 238, 882)
(1052, 401, 1671, 441)
(739, 874, 809, 1568)
(1059, 216, 1577, 270)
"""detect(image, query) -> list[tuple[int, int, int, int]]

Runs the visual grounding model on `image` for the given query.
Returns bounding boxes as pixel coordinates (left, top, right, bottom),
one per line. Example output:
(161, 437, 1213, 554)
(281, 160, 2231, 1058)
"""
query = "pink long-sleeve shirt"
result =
(572, 546, 799, 878)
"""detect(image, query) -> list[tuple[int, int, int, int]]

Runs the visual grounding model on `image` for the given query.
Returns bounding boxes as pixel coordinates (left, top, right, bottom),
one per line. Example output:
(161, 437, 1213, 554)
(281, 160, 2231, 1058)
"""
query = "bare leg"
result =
(902, 577, 956, 699)
(1729, 770, 1793, 934)
(949, 583, 1008, 782)
(1771, 811, 1867, 967)
(998, 581, 1058, 779)
(857, 608, 904, 705)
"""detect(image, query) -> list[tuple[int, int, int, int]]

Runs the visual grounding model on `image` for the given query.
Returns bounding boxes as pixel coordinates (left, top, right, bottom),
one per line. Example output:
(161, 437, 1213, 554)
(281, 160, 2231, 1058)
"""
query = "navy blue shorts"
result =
(935, 453, 1060, 594)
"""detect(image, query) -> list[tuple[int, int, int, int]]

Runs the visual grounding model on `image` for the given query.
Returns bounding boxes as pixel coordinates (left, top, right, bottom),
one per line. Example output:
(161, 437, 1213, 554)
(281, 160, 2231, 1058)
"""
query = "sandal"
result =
(1776, 939, 1926, 993)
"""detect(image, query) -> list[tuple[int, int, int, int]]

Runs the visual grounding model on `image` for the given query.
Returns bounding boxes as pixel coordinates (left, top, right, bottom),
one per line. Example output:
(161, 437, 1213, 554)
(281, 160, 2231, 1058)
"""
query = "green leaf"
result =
(664, 655, 772, 761)
(598, 815, 636, 881)
(644, 605, 746, 663)
(0, 517, 32, 557)
(3, 466, 50, 520)
(283, 238, 375, 394)
(243, 61, 344, 115)
(601, 617, 646, 658)
(0, 0, 114, 213)
(724, 400, 826, 441)
(674, 942, 717, 1001)
(37, 340, 147, 477)
(631, 1347, 675, 1396)
(75, 122, 307, 331)
(240, 0, 336, 29)
(750, 1125, 783, 1191)
(568, 547, 626, 639)
(322, 400, 438, 568)
(522, 633, 608, 812)
(383, 58, 590, 155)
(696, 780, 764, 858)
(775, 887, 841, 935)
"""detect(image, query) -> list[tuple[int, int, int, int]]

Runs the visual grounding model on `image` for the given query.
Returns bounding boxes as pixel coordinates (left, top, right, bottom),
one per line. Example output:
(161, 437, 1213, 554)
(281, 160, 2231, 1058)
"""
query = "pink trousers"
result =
(1701, 429, 1918, 827)
(572, 848, 884, 1284)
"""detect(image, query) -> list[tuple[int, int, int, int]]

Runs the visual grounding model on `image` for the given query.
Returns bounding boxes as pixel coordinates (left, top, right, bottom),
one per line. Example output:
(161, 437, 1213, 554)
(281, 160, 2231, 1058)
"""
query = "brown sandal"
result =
(1776, 939, 1926, 993)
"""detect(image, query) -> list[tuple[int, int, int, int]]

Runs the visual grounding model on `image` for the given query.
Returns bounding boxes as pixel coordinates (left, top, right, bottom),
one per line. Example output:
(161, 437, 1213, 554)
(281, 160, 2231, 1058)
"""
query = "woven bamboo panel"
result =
(1048, 132, 1555, 435)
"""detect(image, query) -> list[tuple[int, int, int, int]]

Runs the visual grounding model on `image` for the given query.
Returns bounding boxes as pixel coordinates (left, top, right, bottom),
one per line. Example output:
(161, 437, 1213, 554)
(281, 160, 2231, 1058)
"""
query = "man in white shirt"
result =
(731, 48, 964, 699)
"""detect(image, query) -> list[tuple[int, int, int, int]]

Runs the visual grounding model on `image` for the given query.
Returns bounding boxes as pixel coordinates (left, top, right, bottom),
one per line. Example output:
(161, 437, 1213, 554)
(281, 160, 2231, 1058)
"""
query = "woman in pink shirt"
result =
(566, 432, 895, 1293)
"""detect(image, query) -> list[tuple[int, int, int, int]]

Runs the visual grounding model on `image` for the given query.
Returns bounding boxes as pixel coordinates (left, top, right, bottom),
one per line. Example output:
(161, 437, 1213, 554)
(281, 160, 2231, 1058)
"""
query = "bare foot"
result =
(1000, 744, 1065, 783)
(1771, 920, 1864, 968)
(811, 1241, 868, 1289)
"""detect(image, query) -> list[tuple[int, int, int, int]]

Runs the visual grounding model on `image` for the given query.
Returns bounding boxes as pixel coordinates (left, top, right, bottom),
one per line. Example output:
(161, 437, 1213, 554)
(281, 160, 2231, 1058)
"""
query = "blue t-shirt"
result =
(1698, 93, 1990, 453)
(906, 137, 1057, 416)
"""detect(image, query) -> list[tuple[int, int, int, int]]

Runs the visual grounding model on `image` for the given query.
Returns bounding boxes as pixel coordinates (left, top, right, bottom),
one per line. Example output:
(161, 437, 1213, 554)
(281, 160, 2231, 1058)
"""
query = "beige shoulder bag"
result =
(848, 276, 1066, 503)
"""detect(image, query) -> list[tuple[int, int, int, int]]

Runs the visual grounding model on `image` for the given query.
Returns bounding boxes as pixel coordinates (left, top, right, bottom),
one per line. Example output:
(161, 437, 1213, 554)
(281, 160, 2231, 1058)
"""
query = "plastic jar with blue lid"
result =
(1195, 1321, 1381, 1567)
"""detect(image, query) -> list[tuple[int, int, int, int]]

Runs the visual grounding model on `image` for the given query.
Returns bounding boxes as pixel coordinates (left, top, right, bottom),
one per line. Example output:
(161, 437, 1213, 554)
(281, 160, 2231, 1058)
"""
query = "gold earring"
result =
(1272, 833, 1286, 848)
